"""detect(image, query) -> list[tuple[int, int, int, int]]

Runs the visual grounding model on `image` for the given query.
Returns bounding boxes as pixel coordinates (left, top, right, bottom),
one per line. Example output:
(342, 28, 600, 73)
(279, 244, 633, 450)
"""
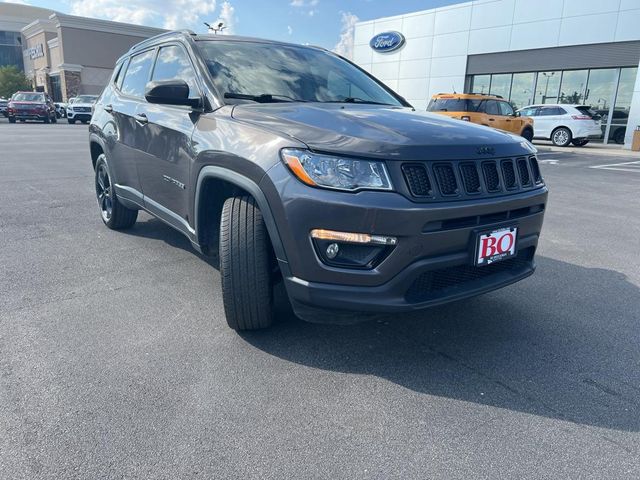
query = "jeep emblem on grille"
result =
(477, 146, 495, 155)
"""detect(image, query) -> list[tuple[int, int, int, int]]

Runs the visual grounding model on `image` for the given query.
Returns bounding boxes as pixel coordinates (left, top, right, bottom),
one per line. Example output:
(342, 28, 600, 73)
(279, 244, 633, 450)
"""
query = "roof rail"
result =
(128, 29, 196, 53)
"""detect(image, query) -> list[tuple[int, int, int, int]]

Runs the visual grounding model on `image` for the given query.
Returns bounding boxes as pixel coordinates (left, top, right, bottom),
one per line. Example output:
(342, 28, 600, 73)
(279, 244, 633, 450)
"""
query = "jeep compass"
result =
(89, 31, 548, 330)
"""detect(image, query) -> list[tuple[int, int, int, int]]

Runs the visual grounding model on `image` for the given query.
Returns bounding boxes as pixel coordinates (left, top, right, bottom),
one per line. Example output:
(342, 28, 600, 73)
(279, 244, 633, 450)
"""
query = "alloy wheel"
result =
(96, 164, 113, 222)
(553, 129, 569, 146)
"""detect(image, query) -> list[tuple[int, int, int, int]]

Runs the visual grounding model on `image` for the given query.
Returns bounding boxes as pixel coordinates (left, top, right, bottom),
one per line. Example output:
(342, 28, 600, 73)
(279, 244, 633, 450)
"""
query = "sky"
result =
(3, 0, 464, 54)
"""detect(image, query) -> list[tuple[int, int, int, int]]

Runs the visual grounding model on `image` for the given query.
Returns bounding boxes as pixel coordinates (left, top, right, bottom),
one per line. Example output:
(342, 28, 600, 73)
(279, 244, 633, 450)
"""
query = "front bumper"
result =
(262, 162, 548, 321)
(67, 112, 92, 121)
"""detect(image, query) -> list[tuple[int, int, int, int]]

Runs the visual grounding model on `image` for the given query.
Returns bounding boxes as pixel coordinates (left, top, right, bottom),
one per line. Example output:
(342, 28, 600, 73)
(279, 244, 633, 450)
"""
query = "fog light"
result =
(326, 243, 339, 259)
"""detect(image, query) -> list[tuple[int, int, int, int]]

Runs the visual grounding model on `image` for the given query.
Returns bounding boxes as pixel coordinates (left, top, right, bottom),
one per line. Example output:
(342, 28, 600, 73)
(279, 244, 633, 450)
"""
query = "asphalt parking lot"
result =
(1, 120, 639, 479)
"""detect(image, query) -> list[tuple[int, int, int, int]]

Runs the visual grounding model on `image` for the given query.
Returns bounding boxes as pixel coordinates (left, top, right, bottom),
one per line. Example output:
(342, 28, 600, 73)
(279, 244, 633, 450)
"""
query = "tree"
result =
(0, 66, 32, 99)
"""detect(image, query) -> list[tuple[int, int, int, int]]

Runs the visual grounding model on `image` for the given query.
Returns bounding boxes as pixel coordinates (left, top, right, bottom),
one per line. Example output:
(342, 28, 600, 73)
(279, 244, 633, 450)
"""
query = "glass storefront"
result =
(468, 67, 639, 144)
(0, 31, 24, 70)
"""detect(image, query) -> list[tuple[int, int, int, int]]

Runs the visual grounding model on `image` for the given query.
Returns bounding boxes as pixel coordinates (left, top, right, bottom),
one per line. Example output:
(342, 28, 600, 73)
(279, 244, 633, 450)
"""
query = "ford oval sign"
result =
(370, 31, 405, 53)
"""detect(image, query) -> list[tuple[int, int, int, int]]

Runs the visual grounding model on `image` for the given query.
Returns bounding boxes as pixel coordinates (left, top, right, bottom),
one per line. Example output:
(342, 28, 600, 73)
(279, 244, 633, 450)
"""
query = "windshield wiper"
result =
(223, 92, 306, 103)
(323, 97, 394, 106)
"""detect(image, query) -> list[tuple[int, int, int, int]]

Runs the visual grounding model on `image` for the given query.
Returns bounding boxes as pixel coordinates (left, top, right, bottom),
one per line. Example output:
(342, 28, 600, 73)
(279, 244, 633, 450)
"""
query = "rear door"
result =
(483, 100, 501, 129)
(532, 106, 556, 138)
(110, 49, 156, 195)
(135, 43, 202, 225)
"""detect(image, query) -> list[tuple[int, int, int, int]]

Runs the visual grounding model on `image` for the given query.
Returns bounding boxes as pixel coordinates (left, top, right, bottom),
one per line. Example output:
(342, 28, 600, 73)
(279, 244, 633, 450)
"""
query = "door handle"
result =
(134, 113, 148, 124)
(488, 118, 495, 122)
(104, 104, 113, 113)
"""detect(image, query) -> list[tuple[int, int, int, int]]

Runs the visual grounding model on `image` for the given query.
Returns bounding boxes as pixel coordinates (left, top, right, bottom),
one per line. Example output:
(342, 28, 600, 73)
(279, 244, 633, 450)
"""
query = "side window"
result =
(520, 107, 536, 116)
(556, 107, 567, 115)
(151, 45, 199, 98)
(498, 101, 515, 116)
(120, 50, 155, 98)
(538, 107, 554, 116)
(484, 100, 500, 115)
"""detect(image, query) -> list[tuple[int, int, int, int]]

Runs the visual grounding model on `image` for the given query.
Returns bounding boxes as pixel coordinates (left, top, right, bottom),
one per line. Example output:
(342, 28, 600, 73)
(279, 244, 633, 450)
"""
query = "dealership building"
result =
(0, 3, 165, 101)
(353, 0, 640, 147)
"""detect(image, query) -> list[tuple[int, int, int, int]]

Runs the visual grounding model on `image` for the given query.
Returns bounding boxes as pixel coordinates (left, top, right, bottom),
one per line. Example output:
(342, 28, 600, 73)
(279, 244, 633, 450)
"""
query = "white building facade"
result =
(352, 0, 640, 147)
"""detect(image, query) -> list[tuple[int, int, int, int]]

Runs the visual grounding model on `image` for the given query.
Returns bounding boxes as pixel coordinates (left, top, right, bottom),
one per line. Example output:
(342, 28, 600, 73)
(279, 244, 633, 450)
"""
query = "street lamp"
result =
(204, 22, 226, 34)
(542, 72, 555, 103)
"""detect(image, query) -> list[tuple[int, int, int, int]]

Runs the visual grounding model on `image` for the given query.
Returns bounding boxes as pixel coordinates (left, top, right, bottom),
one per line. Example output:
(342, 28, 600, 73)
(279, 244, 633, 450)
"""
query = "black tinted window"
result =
(121, 50, 154, 98)
(484, 100, 500, 115)
(151, 45, 198, 98)
(539, 107, 558, 116)
(427, 98, 481, 112)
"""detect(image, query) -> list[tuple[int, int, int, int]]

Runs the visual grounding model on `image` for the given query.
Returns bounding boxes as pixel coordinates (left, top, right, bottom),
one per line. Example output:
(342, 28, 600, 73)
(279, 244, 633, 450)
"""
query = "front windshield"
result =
(197, 40, 403, 106)
(76, 95, 98, 103)
(12, 92, 45, 102)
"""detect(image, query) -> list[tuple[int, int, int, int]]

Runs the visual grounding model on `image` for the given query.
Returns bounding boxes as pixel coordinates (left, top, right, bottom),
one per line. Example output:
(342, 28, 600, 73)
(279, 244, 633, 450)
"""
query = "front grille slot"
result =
(433, 164, 458, 195)
(459, 163, 481, 194)
(529, 157, 543, 183)
(405, 248, 534, 303)
(482, 161, 501, 192)
(517, 158, 531, 186)
(501, 160, 517, 189)
(402, 164, 432, 197)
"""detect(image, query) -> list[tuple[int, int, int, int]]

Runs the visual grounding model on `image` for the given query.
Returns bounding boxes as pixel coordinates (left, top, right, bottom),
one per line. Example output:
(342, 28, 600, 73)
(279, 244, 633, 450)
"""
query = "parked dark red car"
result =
(7, 91, 57, 124)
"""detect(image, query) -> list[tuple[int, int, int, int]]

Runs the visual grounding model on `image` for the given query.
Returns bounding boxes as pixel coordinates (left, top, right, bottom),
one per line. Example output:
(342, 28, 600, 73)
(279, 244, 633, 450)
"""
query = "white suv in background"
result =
(517, 104, 602, 147)
(66, 95, 98, 124)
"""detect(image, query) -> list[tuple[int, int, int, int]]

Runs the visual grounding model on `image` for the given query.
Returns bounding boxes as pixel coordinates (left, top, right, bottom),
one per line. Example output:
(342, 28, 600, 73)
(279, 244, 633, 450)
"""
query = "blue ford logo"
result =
(369, 31, 405, 53)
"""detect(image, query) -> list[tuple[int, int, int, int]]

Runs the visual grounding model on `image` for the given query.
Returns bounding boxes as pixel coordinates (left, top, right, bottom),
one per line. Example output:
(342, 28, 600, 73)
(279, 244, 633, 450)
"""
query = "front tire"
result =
(551, 127, 572, 147)
(94, 154, 138, 229)
(68, 119, 75, 124)
(219, 196, 274, 331)
(522, 128, 534, 142)
(51, 115, 57, 124)
(8, 117, 16, 124)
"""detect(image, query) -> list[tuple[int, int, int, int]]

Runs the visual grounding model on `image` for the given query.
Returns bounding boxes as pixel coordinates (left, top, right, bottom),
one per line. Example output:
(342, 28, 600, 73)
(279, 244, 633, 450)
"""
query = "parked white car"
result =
(67, 94, 98, 124)
(517, 104, 602, 147)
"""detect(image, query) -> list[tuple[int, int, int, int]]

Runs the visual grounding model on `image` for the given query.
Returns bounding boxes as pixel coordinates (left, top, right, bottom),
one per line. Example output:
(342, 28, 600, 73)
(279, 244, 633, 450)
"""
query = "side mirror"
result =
(145, 79, 201, 109)
(514, 111, 521, 117)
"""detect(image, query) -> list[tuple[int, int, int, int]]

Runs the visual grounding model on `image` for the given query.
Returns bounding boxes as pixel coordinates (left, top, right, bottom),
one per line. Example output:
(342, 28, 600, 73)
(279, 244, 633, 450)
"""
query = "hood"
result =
(231, 103, 535, 161)
(10, 101, 46, 106)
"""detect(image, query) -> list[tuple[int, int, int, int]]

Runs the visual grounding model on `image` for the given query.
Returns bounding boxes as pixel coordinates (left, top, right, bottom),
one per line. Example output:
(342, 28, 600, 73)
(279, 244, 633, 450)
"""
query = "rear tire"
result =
(551, 127, 572, 147)
(613, 128, 625, 144)
(95, 154, 138, 230)
(51, 115, 57, 124)
(44, 116, 50, 124)
(219, 196, 274, 331)
(572, 138, 589, 147)
(68, 119, 75, 124)
(8, 117, 16, 124)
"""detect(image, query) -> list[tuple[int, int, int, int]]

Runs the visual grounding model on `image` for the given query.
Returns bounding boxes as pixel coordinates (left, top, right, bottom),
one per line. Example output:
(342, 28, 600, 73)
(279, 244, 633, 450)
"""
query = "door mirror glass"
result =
(145, 79, 201, 108)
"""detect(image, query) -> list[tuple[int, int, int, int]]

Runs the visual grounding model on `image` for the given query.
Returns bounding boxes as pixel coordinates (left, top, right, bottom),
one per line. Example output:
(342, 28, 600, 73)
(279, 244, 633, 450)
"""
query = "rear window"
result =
(576, 106, 600, 119)
(427, 98, 482, 112)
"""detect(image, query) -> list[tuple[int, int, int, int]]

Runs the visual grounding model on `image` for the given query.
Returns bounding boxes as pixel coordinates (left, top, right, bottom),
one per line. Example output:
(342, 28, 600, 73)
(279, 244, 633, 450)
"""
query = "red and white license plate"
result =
(475, 226, 517, 266)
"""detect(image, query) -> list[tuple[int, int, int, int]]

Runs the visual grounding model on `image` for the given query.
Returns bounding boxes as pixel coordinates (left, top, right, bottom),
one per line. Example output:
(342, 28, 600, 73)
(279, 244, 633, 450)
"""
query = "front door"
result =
(135, 44, 201, 226)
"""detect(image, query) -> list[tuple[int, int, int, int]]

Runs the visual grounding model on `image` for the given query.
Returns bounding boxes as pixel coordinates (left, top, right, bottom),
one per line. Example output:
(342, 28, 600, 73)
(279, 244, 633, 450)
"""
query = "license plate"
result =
(475, 226, 517, 266)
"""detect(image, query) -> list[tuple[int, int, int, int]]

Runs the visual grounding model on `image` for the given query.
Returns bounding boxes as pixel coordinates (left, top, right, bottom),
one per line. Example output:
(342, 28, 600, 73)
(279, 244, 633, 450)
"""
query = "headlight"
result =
(281, 148, 392, 192)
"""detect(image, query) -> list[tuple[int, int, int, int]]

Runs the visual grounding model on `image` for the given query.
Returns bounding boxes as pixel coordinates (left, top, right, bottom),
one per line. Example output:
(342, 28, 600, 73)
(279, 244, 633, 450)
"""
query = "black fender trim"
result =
(194, 166, 289, 267)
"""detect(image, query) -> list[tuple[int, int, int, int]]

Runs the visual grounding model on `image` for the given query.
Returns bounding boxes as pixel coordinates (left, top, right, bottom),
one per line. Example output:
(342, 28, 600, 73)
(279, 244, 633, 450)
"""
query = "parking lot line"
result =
(589, 160, 640, 172)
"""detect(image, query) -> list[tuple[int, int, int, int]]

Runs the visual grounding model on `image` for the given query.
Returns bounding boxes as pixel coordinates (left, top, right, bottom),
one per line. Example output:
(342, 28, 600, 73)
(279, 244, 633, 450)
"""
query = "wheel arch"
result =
(194, 166, 287, 263)
(89, 134, 106, 170)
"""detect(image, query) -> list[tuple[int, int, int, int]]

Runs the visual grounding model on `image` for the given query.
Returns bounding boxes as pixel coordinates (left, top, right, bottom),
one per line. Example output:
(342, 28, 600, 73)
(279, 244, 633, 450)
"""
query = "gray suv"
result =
(89, 31, 548, 330)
